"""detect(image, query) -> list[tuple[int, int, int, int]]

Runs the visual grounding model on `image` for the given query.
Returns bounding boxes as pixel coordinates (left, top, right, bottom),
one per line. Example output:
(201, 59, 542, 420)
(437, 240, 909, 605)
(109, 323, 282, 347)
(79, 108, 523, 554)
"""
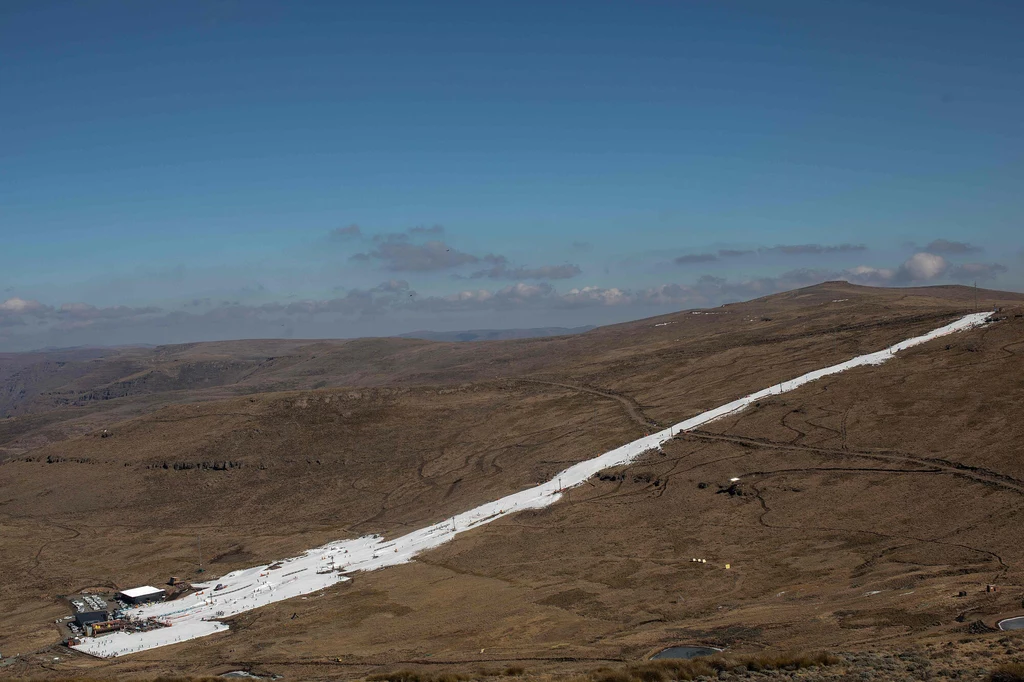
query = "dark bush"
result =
(629, 664, 666, 682)
(368, 670, 427, 682)
(367, 671, 471, 682)
(593, 671, 634, 682)
(435, 674, 467, 682)
(991, 663, 1024, 682)
(598, 651, 839, 682)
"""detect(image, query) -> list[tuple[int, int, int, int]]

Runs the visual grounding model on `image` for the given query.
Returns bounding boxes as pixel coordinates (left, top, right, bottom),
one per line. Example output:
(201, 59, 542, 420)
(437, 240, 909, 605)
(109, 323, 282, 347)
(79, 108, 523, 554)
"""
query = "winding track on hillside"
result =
(745, 475, 1011, 583)
(679, 430, 1024, 496)
(516, 378, 1024, 497)
(515, 379, 664, 430)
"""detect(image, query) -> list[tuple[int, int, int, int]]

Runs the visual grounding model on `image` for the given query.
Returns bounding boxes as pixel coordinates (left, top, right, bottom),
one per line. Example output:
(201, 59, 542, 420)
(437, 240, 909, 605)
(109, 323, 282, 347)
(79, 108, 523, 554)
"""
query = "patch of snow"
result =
(71, 311, 991, 658)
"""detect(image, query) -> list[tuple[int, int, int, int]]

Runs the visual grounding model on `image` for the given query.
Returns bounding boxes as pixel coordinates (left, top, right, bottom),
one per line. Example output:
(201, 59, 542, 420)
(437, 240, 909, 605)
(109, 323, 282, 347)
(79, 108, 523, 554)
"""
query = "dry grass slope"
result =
(1, 283, 1023, 680)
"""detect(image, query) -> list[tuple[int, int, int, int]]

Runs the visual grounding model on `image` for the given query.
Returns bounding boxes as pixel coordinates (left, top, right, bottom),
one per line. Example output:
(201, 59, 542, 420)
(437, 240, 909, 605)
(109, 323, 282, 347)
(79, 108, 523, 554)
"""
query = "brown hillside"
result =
(1, 282, 1023, 680)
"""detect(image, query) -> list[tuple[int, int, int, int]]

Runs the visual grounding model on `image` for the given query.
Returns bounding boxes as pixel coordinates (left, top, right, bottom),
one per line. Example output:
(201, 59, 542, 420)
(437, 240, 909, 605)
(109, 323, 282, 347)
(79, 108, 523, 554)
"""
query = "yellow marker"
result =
(725, 563, 731, 570)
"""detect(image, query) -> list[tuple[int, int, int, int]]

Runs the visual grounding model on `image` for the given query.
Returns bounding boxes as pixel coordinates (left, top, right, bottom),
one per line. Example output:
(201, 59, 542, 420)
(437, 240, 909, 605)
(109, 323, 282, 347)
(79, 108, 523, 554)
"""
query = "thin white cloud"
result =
(0, 297, 46, 313)
(560, 286, 632, 307)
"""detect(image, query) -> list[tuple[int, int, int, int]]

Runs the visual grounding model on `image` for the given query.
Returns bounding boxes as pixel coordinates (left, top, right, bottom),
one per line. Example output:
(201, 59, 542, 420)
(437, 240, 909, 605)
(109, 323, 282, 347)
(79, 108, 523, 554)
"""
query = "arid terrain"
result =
(1, 281, 1023, 680)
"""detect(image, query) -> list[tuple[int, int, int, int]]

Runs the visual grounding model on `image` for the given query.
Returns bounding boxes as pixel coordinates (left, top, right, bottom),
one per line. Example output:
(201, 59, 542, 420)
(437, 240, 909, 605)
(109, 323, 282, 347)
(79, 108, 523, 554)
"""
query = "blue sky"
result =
(1, 0, 1022, 349)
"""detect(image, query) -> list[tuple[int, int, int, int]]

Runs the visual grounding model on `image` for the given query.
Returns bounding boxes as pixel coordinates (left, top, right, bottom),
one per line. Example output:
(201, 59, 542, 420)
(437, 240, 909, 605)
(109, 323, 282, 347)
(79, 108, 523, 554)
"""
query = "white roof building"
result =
(118, 585, 165, 602)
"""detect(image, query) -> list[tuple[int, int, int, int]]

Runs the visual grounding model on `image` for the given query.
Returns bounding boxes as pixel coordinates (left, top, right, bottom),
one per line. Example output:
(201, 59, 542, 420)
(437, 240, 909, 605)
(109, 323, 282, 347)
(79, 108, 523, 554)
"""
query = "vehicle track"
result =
(748, 478, 1010, 580)
(679, 430, 1024, 496)
(515, 379, 663, 430)
(25, 519, 81, 580)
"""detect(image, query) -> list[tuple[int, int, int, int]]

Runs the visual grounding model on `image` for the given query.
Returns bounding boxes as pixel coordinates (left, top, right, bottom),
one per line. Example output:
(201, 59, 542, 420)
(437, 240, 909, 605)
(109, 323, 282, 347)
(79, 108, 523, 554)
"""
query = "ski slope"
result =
(71, 311, 991, 658)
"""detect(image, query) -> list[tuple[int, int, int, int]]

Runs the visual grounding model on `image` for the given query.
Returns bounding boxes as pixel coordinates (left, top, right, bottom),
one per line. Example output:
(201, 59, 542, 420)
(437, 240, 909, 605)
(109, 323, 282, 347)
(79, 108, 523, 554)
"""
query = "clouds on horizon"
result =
(464, 254, 582, 280)
(1, 230, 1017, 351)
(329, 224, 363, 240)
(674, 243, 868, 266)
(673, 253, 719, 265)
(0, 298, 163, 332)
(352, 237, 480, 272)
(845, 252, 1006, 286)
(762, 243, 867, 255)
(922, 239, 982, 255)
(2, 248, 1011, 351)
(344, 225, 582, 280)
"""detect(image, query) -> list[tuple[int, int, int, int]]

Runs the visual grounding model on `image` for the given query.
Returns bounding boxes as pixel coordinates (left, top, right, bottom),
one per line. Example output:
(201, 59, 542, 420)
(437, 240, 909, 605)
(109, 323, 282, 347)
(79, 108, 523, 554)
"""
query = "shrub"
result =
(617, 659, 715, 681)
(592, 671, 634, 682)
(368, 670, 427, 682)
(367, 671, 471, 682)
(435, 674, 467, 682)
(991, 663, 1024, 682)
(362, 651, 840, 682)
(594, 650, 839, 682)
(629, 664, 666, 682)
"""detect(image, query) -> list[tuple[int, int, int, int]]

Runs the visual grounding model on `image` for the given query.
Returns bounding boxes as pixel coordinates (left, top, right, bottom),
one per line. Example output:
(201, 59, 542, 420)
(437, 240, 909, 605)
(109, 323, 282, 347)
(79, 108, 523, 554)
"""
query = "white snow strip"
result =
(71, 312, 990, 658)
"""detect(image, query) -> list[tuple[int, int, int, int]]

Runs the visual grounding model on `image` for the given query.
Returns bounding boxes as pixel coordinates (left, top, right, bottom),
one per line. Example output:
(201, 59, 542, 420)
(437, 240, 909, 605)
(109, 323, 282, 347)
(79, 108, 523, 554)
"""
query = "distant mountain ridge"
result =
(397, 326, 596, 342)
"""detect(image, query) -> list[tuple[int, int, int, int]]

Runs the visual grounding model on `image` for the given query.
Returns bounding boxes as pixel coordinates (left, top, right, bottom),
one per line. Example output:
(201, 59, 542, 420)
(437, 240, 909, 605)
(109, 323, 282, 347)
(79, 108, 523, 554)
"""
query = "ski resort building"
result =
(85, 620, 124, 637)
(74, 610, 108, 628)
(117, 586, 166, 605)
